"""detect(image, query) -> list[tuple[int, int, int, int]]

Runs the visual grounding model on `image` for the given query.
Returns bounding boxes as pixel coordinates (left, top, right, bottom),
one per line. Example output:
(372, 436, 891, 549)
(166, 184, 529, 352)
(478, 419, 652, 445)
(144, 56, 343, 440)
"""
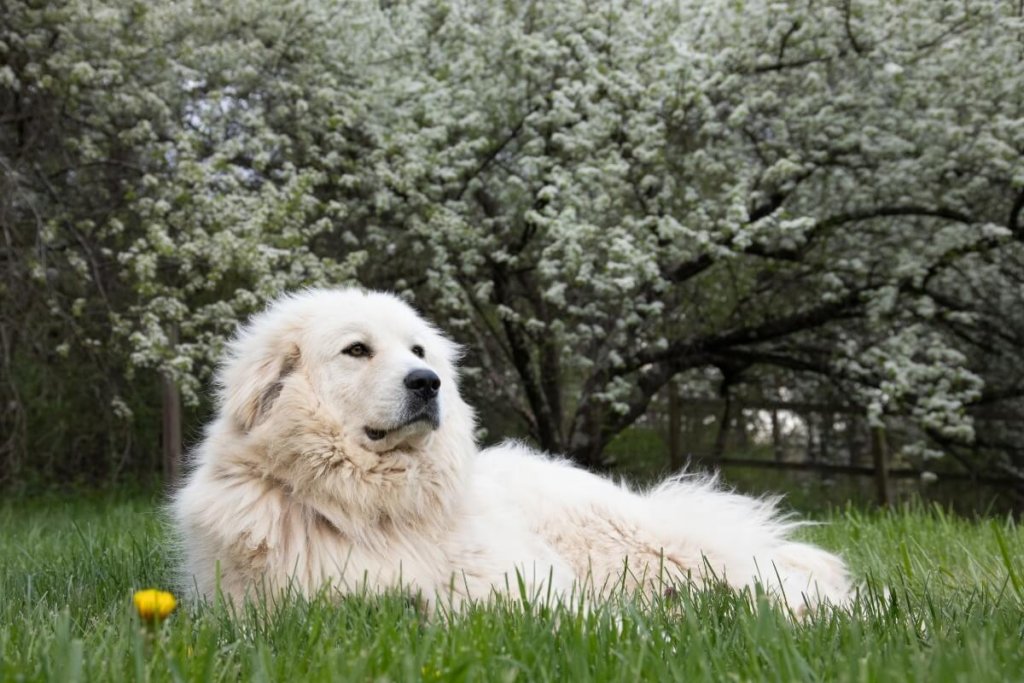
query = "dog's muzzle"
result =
(363, 368, 442, 442)
(364, 386, 441, 442)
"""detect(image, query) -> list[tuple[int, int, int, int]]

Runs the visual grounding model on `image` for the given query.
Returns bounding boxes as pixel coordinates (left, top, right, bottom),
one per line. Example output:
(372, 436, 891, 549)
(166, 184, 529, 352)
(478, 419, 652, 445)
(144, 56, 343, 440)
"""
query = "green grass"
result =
(1, 493, 1022, 682)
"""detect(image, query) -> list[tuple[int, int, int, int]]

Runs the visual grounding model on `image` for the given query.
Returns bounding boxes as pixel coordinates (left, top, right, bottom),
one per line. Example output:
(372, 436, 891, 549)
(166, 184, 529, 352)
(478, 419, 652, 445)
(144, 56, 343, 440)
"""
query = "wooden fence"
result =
(652, 392, 1021, 506)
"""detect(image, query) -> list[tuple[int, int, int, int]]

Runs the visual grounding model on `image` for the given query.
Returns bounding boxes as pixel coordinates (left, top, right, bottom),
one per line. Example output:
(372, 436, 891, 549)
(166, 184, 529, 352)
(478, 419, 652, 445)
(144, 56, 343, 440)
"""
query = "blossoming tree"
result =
(2, 0, 1022, 484)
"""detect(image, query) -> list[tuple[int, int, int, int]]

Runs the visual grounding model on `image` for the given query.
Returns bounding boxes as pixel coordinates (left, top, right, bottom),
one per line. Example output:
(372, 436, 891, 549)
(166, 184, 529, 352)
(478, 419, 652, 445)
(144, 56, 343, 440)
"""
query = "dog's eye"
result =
(342, 342, 372, 358)
(411, 345, 425, 358)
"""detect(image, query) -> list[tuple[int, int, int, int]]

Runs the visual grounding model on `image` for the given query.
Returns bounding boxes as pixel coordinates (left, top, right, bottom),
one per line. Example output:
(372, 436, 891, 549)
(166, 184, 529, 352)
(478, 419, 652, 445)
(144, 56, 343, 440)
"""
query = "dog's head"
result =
(212, 288, 473, 519)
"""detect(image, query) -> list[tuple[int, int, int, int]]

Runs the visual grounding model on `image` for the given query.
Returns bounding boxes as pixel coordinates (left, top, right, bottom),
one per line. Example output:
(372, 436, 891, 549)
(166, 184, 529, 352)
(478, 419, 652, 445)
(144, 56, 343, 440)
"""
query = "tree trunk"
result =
(567, 404, 609, 471)
(567, 435, 607, 471)
(161, 323, 182, 485)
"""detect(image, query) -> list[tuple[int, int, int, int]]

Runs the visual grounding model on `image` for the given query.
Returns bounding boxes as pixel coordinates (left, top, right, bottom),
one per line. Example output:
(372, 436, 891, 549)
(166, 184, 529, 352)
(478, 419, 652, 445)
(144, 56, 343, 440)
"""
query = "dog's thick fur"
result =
(173, 288, 851, 612)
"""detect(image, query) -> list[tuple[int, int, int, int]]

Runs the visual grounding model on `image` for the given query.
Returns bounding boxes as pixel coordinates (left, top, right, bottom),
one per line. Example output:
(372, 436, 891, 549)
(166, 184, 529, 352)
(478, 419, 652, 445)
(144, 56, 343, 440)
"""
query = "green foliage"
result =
(1, 347, 164, 490)
(1, 495, 1022, 681)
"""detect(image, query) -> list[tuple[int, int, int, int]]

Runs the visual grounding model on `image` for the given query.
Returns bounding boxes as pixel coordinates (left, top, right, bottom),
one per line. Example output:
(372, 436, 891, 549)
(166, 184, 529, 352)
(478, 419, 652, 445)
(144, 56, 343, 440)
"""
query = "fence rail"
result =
(716, 457, 1019, 488)
(649, 388, 1023, 505)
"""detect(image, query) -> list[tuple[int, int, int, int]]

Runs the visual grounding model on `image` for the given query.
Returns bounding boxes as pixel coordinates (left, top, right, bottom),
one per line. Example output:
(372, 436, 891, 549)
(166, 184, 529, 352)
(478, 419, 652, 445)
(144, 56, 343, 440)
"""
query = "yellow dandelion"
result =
(133, 589, 177, 621)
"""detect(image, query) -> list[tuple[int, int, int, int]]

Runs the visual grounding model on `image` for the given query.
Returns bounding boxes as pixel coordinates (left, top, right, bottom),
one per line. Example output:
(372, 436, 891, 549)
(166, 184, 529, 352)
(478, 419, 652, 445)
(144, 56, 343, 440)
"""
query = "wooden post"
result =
(771, 409, 783, 462)
(735, 407, 750, 450)
(846, 416, 864, 467)
(805, 412, 817, 462)
(820, 412, 833, 463)
(870, 425, 892, 507)
(161, 322, 182, 485)
(711, 392, 732, 463)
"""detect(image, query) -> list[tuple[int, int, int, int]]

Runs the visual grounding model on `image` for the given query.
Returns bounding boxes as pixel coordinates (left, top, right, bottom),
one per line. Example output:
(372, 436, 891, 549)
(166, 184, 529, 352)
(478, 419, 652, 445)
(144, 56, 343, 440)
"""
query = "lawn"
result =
(0, 492, 1021, 682)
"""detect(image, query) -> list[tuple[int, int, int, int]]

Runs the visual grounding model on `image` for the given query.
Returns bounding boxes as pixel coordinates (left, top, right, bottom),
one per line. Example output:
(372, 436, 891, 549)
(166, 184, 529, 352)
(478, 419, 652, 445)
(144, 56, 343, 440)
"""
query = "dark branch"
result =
(776, 20, 802, 64)
(1009, 186, 1024, 240)
(821, 205, 973, 227)
(841, 0, 865, 55)
(753, 56, 834, 73)
(454, 116, 528, 202)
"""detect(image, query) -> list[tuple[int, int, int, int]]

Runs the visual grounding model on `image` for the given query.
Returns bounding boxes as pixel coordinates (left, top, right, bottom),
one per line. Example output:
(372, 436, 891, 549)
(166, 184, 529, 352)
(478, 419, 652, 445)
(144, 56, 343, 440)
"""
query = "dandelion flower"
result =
(133, 589, 177, 621)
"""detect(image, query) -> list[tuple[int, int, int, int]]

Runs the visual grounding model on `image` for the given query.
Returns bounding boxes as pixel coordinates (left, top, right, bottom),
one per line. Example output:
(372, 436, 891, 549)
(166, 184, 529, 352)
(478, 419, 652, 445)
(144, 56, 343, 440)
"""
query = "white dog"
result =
(173, 288, 851, 613)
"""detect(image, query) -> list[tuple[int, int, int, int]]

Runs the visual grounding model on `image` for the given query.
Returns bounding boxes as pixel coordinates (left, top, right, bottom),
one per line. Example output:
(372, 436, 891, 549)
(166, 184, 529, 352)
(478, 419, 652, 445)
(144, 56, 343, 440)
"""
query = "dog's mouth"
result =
(364, 412, 439, 442)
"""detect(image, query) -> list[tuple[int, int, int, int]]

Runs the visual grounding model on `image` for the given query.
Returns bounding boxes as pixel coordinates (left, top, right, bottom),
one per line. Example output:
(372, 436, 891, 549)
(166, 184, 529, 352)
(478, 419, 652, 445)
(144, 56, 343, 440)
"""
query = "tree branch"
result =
(821, 205, 973, 227)
(841, 0, 865, 55)
(454, 116, 529, 202)
(625, 288, 864, 373)
(776, 20, 802, 64)
(753, 55, 835, 74)
(1009, 186, 1024, 240)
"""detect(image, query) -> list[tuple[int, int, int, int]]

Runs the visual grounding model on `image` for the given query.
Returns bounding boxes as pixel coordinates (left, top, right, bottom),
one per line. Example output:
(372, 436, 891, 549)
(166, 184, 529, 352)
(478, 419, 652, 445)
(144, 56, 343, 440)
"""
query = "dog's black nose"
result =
(404, 369, 440, 400)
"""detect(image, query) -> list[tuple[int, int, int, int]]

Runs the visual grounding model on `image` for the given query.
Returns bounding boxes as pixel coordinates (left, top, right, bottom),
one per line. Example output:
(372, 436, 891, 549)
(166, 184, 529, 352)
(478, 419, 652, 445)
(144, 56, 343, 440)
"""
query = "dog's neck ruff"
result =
(238, 405, 470, 540)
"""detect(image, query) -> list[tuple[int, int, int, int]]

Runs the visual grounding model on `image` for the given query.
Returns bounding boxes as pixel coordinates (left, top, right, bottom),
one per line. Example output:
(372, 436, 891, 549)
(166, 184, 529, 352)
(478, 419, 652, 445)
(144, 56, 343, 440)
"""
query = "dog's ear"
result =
(221, 343, 301, 432)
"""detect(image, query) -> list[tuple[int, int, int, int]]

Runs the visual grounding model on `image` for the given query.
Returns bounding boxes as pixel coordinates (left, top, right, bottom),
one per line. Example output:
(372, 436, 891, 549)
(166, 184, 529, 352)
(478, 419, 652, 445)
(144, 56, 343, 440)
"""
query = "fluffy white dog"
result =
(173, 288, 851, 613)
